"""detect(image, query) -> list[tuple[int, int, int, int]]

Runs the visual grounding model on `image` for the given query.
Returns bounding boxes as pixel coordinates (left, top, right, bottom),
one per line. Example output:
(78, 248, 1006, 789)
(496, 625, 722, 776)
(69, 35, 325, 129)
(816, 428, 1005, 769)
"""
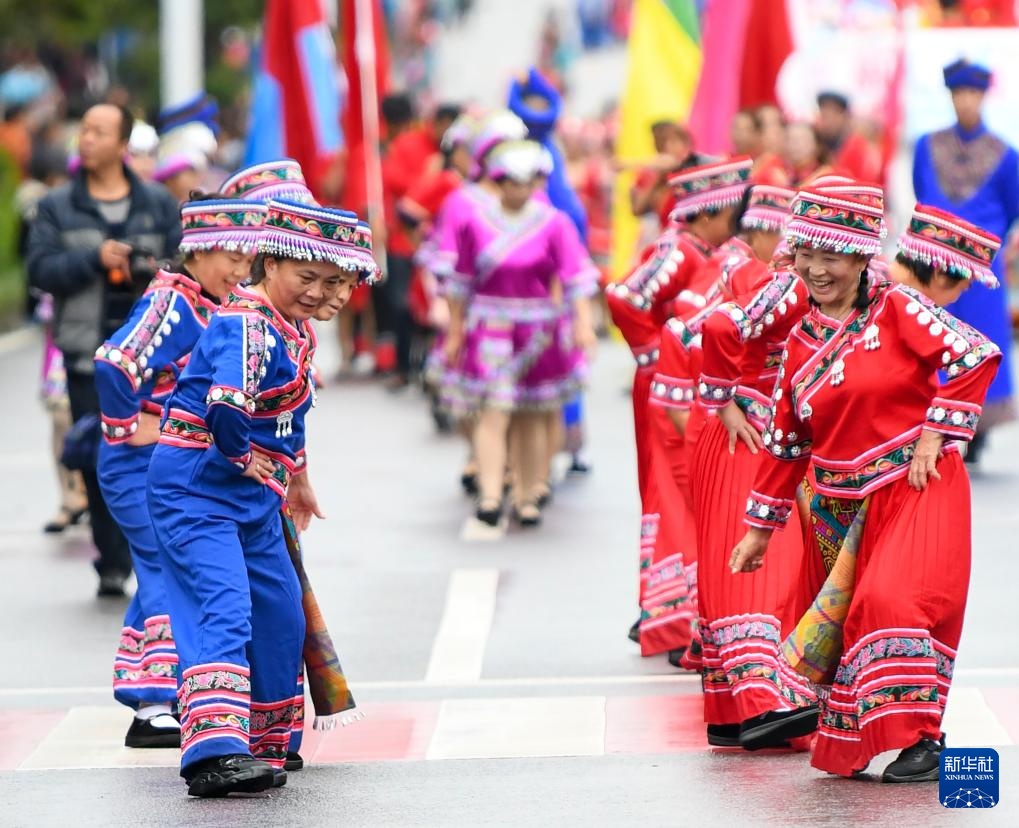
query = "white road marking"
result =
(459, 516, 506, 541)
(18, 706, 179, 771)
(425, 568, 499, 683)
(426, 696, 606, 760)
(942, 687, 1014, 747)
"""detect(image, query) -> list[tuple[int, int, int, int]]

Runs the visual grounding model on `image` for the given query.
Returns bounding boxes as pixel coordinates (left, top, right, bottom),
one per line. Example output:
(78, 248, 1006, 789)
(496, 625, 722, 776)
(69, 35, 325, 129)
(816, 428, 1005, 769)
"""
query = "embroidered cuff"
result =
(445, 272, 473, 301)
(206, 386, 256, 415)
(94, 344, 142, 391)
(227, 450, 253, 471)
(924, 397, 982, 440)
(100, 412, 140, 444)
(745, 491, 793, 529)
(697, 375, 738, 408)
(292, 449, 308, 475)
(608, 282, 651, 311)
(650, 374, 696, 409)
(761, 425, 811, 460)
(944, 341, 1000, 379)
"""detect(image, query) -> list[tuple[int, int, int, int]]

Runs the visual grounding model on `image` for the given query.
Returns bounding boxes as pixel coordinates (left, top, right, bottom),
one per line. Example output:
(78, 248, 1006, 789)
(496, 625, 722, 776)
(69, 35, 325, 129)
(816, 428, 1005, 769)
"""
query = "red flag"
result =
(738, 0, 793, 110)
(339, 0, 390, 214)
(247, 0, 344, 199)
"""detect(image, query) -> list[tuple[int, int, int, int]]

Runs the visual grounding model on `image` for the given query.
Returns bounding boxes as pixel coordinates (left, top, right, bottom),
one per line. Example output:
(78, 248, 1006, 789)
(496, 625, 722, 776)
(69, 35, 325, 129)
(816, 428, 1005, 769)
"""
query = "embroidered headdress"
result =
(441, 114, 479, 153)
(222, 159, 316, 205)
(897, 204, 1001, 288)
(259, 199, 379, 283)
(943, 58, 992, 91)
(470, 109, 529, 169)
(740, 184, 796, 233)
(668, 156, 753, 221)
(486, 140, 547, 184)
(785, 186, 886, 257)
(178, 199, 267, 255)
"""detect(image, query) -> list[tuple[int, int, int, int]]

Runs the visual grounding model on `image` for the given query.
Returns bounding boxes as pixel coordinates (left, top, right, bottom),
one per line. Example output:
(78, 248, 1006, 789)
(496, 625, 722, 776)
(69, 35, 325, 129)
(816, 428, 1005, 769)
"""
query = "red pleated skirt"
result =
(632, 366, 657, 605)
(811, 451, 971, 776)
(639, 404, 698, 656)
(692, 415, 815, 725)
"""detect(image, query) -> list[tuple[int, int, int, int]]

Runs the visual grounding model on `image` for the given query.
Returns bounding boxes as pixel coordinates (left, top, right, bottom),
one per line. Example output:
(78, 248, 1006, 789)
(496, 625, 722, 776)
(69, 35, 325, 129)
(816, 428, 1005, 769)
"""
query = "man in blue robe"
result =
(913, 58, 1018, 460)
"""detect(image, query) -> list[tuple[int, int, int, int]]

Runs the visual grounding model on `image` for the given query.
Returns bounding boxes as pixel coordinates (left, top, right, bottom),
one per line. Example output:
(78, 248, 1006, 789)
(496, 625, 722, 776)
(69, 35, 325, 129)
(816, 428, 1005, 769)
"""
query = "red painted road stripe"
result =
(0, 710, 69, 771)
(605, 694, 708, 753)
(306, 701, 441, 764)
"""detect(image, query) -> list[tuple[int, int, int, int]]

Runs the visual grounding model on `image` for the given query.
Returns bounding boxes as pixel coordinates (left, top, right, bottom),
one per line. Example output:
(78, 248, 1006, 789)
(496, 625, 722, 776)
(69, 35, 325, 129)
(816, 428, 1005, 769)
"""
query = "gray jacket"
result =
(26, 167, 181, 374)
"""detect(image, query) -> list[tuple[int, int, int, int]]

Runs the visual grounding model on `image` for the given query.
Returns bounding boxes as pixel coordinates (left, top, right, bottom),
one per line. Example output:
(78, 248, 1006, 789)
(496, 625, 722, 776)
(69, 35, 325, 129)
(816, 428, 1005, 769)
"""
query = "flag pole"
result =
(353, 0, 387, 271)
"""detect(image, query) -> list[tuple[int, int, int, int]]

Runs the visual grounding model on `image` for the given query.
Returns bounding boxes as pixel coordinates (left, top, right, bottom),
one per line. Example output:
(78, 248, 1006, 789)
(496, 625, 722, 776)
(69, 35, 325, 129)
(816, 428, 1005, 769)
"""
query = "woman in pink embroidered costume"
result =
(146, 199, 377, 797)
(94, 197, 266, 750)
(605, 157, 752, 648)
(427, 110, 527, 496)
(645, 184, 796, 671)
(444, 140, 598, 526)
(730, 189, 1001, 782)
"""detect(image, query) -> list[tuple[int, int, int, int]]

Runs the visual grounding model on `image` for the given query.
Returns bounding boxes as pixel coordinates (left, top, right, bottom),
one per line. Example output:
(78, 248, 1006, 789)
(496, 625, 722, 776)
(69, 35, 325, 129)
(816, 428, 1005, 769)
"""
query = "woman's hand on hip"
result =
(718, 400, 763, 455)
(908, 429, 944, 491)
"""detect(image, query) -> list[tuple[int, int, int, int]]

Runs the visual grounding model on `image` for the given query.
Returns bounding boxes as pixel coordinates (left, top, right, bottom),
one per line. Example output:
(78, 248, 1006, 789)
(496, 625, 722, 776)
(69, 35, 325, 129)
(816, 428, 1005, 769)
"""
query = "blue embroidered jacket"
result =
(94, 269, 218, 443)
(158, 286, 315, 498)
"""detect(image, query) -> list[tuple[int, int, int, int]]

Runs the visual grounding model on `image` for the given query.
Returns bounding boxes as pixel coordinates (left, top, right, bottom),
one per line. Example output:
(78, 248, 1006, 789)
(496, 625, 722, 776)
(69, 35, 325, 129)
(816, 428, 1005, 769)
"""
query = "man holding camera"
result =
(27, 103, 181, 597)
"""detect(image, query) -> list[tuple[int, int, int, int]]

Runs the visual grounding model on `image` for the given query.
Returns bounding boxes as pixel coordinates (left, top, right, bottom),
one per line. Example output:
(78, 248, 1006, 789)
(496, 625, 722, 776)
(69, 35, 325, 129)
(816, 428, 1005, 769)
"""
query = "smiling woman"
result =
(144, 197, 377, 798)
(729, 184, 1002, 783)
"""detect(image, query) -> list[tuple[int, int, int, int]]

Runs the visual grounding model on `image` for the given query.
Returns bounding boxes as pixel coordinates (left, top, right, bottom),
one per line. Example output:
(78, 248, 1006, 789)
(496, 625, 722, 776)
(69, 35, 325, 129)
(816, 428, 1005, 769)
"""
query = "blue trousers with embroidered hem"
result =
(147, 444, 305, 777)
(98, 441, 178, 709)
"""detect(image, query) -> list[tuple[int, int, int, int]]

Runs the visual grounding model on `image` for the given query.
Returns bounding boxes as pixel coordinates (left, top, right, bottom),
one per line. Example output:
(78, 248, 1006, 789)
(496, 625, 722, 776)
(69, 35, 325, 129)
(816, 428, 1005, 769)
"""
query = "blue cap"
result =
(158, 92, 220, 136)
(943, 59, 992, 91)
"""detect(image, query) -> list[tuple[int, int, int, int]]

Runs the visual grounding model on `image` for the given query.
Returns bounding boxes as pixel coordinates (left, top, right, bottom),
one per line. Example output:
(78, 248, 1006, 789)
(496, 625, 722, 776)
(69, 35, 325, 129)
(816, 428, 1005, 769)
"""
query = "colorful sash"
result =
(781, 485, 868, 684)
(281, 506, 360, 730)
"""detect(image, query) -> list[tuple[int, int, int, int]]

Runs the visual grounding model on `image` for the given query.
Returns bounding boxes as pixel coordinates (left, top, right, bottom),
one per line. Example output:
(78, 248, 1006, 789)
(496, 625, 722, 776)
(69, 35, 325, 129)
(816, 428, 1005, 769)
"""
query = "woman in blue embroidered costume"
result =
(94, 196, 266, 749)
(147, 198, 376, 797)
(730, 189, 1001, 782)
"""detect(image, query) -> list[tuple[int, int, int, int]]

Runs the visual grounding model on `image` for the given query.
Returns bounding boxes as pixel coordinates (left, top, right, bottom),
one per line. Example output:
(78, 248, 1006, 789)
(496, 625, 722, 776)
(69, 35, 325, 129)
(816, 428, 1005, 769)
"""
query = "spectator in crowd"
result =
(26, 102, 181, 597)
(785, 120, 833, 186)
(380, 93, 447, 388)
(815, 91, 881, 183)
(628, 120, 693, 227)
(0, 103, 33, 176)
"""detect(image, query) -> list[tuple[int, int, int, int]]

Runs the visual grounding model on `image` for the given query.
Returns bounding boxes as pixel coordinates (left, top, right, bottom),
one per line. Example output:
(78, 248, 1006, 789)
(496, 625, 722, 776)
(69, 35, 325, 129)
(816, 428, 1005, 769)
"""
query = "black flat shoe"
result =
(461, 472, 479, 497)
(512, 501, 542, 527)
(667, 648, 687, 668)
(707, 724, 741, 747)
(97, 573, 128, 598)
(628, 618, 641, 643)
(284, 751, 304, 772)
(476, 500, 503, 527)
(272, 768, 288, 788)
(186, 754, 274, 798)
(881, 735, 945, 783)
(739, 706, 819, 751)
(124, 714, 181, 748)
(534, 485, 552, 510)
(43, 506, 88, 534)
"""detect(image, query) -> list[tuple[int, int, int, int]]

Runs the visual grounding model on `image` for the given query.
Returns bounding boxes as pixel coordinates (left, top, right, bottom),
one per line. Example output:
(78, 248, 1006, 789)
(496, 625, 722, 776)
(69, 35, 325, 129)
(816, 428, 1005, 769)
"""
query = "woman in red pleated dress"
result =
(689, 186, 818, 749)
(731, 189, 1001, 781)
(605, 158, 753, 645)
(642, 184, 794, 666)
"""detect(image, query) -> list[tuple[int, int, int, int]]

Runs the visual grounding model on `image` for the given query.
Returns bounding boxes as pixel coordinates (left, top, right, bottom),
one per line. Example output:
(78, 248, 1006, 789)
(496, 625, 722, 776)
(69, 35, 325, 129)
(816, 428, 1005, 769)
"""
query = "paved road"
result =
(0, 325, 1017, 826)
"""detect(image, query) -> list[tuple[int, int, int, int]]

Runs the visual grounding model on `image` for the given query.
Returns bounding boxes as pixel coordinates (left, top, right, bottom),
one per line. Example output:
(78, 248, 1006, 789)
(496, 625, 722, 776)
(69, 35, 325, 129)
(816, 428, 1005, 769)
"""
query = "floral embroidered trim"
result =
(100, 412, 140, 444)
(650, 374, 695, 408)
(813, 442, 915, 495)
(761, 420, 812, 461)
(924, 397, 981, 439)
(716, 302, 752, 341)
(206, 385, 256, 415)
(698, 375, 737, 407)
(94, 344, 143, 391)
(745, 491, 794, 528)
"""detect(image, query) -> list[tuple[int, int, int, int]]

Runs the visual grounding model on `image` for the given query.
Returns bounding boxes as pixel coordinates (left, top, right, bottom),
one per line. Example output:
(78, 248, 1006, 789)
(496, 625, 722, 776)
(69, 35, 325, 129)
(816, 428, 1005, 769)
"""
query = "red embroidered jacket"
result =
(746, 282, 1001, 528)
